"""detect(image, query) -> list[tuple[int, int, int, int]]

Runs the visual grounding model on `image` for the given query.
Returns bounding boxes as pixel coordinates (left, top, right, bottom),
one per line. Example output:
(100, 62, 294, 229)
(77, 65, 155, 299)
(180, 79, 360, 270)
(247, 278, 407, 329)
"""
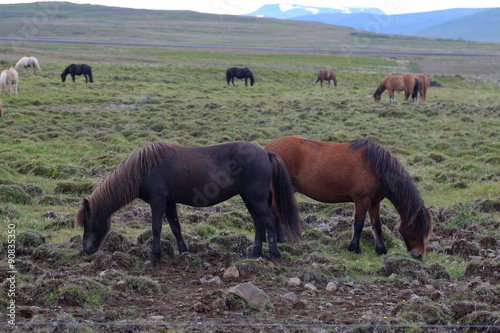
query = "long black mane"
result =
(226, 67, 255, 86)
(349, 139, 432, 240)
(373, 85, 383, 99)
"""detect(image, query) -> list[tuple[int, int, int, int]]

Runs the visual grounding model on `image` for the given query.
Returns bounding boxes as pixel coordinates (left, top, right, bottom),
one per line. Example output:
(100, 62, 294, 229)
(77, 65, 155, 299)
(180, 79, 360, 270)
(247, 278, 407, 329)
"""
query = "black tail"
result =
(268, 152, 302, 243)
(88, 69, 93, 83)
(349, 139, 432, 239)
(412, 78, 419, 101)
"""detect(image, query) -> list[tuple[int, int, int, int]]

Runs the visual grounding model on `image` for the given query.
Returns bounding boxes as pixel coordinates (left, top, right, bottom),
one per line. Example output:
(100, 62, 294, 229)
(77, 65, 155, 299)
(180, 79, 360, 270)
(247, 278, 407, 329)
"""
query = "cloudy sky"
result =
(1, 0, 498, 15)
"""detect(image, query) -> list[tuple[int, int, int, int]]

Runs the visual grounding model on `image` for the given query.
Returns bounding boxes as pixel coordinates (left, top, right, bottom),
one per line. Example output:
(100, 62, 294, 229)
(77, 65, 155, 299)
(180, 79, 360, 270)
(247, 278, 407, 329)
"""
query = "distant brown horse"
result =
(0, 68, 19, 97)
(265, 136, 432, 259)
(374, 74, 420, 102)
(416, 74, 429, 102)
(315, 69, 337, 87)
(0, 99, 3, 117)
(75, 141, 302, 263)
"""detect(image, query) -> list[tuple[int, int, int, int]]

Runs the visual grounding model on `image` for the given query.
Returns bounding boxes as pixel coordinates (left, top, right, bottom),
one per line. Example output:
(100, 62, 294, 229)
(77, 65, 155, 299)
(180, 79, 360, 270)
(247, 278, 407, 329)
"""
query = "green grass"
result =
(0, 41, 498, 328)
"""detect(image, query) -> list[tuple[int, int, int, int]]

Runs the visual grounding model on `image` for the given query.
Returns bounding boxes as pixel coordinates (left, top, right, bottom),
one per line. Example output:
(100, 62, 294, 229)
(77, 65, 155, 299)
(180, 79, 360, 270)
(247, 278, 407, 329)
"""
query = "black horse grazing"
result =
(226, 67, 255, 86)
(61, 64, 93, 84)
(75, 141, 302, 263)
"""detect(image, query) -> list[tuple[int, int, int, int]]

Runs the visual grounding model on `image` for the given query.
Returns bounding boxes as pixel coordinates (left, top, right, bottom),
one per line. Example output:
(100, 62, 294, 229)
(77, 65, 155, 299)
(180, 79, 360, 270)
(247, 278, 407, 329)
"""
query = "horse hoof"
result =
(348, 243, 361, 254)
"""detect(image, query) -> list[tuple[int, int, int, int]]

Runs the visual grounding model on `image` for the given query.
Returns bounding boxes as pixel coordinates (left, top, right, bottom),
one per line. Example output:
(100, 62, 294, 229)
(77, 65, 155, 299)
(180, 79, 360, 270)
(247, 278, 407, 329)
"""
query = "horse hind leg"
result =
(243, 196, 281, 261)
(368, 202, 387, 255)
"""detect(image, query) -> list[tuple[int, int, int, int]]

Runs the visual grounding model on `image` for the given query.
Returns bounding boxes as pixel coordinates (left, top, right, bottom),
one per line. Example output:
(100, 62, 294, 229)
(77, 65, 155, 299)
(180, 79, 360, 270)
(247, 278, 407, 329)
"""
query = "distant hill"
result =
(0, 1, 498, 54)
(245, 4, 499, 42)
(416, 8, 500, 42)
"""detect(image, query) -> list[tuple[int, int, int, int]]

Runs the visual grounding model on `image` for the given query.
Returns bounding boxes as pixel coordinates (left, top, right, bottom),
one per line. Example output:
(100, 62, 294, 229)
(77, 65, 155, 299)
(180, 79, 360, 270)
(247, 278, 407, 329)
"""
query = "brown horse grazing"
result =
(75, 141, 302, 263)
(374, 74, 420, 102)
(265, 136, 432, 259)
(416, 74, 429, 102)
(315, 69, 337, 87)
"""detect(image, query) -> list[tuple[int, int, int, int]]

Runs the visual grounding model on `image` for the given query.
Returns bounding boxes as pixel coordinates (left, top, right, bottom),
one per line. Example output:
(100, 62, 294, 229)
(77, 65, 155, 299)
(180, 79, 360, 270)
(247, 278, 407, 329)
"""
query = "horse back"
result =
(141, 141, 271, 207)
(265, 136, 380, 203)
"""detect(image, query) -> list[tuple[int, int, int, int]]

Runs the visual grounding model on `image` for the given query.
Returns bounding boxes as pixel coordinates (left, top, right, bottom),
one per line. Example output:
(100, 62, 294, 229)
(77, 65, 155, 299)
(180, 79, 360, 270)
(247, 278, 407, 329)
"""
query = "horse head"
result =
(373, 86, 382, 101)
(399, 206, 432, 259)
(75, 198, 111, 254)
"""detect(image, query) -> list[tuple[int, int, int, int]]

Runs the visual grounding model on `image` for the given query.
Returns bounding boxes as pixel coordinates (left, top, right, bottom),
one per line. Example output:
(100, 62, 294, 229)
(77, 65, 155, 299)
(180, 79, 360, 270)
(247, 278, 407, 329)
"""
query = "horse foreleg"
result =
(244, 78, 248, 86)
(71, 74, 76, 83)
(388, 90, 395, 102)
(369, 202, 387, 255)
(348, 201, 369, 254)
(164, 202, 188, 254)
(150, 200, 166, 263)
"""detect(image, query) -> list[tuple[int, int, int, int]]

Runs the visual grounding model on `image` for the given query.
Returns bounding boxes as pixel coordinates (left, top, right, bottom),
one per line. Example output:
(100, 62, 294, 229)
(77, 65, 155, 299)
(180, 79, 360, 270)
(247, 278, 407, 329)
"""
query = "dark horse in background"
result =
(315, 69, 337, 87)
(226, 67, 255, 86)
(266, 136, 432, 259)
(374, 74, 419, 102)
(75, 141, 302, 263)
(61, 64, 93, 84)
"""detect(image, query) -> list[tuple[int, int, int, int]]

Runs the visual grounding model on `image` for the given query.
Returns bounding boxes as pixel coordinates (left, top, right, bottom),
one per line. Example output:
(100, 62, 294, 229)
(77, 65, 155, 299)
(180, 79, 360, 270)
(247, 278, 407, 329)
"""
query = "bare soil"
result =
(3, 199, 499, 333)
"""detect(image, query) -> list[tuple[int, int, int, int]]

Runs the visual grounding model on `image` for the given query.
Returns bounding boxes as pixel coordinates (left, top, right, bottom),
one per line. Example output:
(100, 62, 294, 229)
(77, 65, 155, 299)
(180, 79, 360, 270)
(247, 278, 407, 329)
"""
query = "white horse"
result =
(15, 56, 41, 73)
(0, 68, 19, 96)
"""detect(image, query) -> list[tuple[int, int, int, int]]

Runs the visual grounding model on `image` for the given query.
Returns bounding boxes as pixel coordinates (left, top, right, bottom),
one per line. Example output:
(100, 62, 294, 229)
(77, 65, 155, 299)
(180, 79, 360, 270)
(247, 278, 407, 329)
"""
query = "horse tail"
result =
(33, 58, 41, 72)
(249, 71, 255, 86)
(88, 67, 94, 83)
(268, 152, 302, 243)
(412, 78, 420, 101)
(226, 69, 231, 85)
(349, 139, 432, 239)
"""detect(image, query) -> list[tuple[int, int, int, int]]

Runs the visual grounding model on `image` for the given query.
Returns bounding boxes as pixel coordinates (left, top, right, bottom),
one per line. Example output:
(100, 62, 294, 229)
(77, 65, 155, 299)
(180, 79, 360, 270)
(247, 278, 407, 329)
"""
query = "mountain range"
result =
(245, 4, 500, 42)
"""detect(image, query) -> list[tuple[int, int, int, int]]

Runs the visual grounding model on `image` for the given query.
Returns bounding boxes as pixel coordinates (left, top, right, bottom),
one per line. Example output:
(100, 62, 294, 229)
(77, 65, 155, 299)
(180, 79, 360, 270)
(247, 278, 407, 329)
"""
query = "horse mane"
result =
(81, 141, 181, 222)
(348, 139, 432, 239)
(15, 57, 27, 69)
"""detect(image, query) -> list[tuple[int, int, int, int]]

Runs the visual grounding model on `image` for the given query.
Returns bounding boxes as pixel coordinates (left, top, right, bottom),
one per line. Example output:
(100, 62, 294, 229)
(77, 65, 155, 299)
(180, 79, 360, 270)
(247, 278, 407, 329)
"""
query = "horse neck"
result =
(89, 170, 139, 218)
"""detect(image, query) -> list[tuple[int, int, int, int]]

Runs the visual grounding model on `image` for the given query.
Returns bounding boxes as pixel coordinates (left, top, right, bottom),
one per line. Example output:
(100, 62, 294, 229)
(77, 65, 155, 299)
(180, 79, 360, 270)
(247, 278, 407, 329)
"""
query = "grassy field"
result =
(0, 9, 499, 331)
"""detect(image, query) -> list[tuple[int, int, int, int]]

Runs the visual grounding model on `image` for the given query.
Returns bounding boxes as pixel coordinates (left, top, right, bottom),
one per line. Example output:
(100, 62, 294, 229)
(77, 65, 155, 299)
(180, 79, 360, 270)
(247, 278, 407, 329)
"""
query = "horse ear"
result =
(83, 198, 91, 214)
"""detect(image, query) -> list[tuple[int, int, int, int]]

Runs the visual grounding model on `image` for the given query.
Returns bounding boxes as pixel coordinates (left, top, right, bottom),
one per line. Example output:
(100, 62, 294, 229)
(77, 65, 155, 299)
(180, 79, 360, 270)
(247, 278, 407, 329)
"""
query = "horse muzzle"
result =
(410, 249, 424, 260)
(82, 244, 97, 254)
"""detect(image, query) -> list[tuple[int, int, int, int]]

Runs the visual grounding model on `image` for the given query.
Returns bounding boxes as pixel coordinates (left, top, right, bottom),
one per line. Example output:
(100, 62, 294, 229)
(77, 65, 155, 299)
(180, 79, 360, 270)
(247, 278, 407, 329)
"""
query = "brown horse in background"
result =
(416, 74, 429, 102)
(265, 136, 432, 259)
(75, 141, 302, 263)
(374, 74, 419, 102)
(0, 99, 3, 117)
(315, 69, 337, 87)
